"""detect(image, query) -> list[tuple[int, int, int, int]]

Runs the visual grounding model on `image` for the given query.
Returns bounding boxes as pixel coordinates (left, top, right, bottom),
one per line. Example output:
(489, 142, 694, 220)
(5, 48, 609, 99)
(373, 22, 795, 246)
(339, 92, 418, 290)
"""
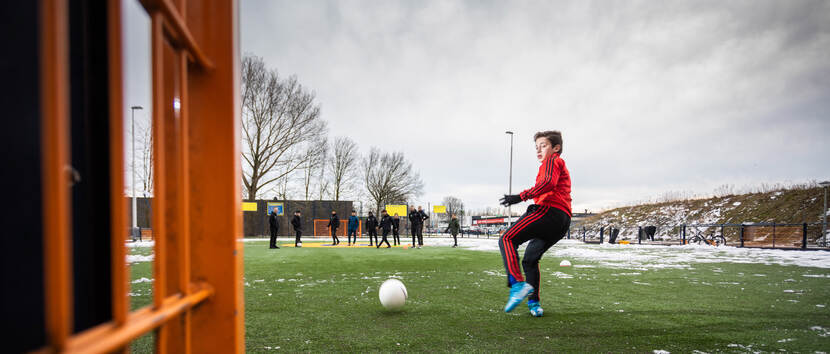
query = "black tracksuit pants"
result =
(451, 232, 458, 246)
(499, 204, 570, 303)
(330, 227, 339, 244)
(392, 228, 400, 245)
(411, 224, 423, 246)
(378, 229, 391, 248)
(269, 226, 279, 248)
(294, 230, 302, 246)
(368, 229, 378, 245)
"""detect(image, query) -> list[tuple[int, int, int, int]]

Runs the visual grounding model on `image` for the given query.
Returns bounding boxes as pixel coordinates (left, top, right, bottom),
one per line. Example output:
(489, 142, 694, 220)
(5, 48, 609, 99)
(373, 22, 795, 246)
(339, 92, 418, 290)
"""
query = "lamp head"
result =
(131, 106, 143, 110)
(819, 181, 830, 188)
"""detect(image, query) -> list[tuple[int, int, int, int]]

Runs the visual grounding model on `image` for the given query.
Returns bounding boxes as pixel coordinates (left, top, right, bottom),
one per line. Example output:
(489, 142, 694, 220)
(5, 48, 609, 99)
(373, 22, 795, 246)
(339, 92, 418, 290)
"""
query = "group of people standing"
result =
(270, 205, 448, 249)
(268, 209, 304, 249)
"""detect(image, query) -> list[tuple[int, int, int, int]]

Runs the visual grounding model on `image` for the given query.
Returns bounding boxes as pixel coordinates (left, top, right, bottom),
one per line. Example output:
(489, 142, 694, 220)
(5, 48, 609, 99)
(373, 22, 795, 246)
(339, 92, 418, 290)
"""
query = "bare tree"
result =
(316, 161, 331, 200)
(133, 117, 153, 197)
(441, 196, 465, 222)
(363, 147, 424, 216)
(329, 137, 359, 201)
(241, 54, 327, 200)
(300, 138, 328, 200)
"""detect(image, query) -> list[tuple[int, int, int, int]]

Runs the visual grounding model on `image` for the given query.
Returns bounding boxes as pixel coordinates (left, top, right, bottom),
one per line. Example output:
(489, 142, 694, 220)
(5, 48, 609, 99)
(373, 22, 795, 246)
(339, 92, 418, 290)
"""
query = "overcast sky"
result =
(124, 0, 830, 213)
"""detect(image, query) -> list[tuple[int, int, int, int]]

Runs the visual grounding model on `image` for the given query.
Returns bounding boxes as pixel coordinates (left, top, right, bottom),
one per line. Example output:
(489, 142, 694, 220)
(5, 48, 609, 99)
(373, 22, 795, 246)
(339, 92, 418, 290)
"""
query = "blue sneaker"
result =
(504, 282, 534, 313)
(528, 300, 544, 317)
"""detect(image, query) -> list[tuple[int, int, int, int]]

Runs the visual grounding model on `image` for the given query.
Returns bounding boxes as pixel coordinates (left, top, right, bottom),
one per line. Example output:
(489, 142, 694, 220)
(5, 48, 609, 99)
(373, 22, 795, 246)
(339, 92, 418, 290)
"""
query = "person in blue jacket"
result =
(347, 210, 360, 246)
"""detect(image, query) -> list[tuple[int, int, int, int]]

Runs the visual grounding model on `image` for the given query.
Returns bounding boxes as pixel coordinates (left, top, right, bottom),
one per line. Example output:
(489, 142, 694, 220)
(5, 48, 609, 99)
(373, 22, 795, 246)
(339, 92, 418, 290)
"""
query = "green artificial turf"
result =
(128, 240, 830, 352)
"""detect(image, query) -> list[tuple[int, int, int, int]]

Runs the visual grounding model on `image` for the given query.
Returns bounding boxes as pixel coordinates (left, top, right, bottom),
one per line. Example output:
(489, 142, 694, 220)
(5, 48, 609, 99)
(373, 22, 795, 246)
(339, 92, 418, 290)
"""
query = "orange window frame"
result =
(38, 0, 244, 353)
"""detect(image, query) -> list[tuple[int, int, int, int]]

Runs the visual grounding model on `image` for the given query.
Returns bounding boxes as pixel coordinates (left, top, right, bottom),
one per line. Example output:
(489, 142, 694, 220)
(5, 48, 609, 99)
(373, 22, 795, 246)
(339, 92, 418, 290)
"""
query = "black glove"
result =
(499, 194, 522, 206)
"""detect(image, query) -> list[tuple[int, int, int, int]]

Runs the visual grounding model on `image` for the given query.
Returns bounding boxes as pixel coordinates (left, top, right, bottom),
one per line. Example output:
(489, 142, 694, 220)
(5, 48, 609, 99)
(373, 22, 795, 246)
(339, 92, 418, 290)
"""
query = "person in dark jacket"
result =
(347, 210, 359, 246)
(291, 210, 302, 247)
(446, 214, 460, 247)
(365, 211, 378, 246)
(392, 213, 401, 246)
(408, 207, 421, 248)
(327, 210, 340, 246)
(416, 206, 429, 248)
(269, 209, 280, 249)
(377, 210, 392, 248)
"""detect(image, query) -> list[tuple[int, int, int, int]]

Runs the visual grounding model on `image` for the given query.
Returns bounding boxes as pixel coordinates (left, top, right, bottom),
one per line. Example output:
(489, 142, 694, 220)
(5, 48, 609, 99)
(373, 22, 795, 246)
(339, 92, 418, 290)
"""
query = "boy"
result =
(498, 130, 571, 317)
(347, 210, 359, 246)
(291, 210, 303, 247)
(327, 210, 340, 245)
(377, 210, 392, 248)
(365, 211, 378, 246)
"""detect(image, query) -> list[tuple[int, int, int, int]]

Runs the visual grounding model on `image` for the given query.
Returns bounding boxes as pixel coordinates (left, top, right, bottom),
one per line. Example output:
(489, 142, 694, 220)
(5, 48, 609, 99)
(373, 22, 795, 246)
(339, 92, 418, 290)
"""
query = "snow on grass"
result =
(239, 237, 830, 270)
(810, 326, 830, 337)
(126, 240, 154, 247)
(131, 277, 153, 284)
(126, 254, 154, 263)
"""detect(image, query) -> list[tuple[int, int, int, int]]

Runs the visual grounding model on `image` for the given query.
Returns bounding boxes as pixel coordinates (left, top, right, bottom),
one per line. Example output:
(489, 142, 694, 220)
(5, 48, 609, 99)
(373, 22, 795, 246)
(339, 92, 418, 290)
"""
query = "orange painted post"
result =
(106, 0, 130, 337)
(186, 0, 245, 352)
(41, 0, 73, 350)
(150, 10, 171, 352)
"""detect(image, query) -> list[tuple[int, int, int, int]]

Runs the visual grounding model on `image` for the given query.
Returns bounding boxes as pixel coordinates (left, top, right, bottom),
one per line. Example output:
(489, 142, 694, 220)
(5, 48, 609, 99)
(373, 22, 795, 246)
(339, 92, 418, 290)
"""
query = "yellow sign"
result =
(242, 202, 258, 211)
(385, 205, 408, 217)
(433, 205, 447, 214)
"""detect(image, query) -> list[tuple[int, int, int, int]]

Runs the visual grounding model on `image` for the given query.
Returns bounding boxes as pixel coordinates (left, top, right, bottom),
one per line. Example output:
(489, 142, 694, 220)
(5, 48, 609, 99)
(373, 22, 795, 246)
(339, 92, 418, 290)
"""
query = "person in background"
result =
(365, 211, 378, 246)
(377, 209, 392, 248)
(408, 206, 421, 248)
(268, 209, 280, 249)
(417, 206, 429, 248)
(291, 210, 303, 248)
(347, 210, 359, 246)
(392, 213, 401, 246)
(446, 214, 460, 248)
(327, 210, 340, 246)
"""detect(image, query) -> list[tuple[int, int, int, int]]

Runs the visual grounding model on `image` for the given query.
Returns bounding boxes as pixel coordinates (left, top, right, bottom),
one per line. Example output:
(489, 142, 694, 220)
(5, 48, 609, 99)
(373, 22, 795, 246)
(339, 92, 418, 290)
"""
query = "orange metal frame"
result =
(39, 0, 243, 353)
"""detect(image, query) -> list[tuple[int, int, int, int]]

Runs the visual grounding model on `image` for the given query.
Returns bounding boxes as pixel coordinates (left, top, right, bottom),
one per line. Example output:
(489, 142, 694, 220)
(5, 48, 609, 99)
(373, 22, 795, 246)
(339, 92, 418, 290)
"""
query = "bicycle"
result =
(687, 229, 726, 246)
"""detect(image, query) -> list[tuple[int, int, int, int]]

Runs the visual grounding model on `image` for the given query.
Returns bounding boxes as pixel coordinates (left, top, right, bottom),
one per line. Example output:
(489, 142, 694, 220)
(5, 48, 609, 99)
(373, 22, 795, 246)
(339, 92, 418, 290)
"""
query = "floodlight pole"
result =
(130, 106, 143, 238)
(506, 131, 514, 228)
(820, 181, 830, 247)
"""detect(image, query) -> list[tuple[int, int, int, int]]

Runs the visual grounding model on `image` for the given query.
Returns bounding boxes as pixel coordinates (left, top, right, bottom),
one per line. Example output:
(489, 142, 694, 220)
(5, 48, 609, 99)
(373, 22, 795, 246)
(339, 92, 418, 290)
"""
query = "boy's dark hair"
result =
(295, 210, 300, 214)
(533, 130, 563, 154)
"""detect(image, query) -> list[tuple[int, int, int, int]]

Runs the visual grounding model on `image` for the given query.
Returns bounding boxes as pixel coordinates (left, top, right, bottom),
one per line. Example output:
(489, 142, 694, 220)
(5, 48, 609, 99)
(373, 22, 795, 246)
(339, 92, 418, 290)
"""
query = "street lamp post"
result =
(130, 105, 143, 240)
(505, 131, 514, 227)
(820, 181, 830, 247)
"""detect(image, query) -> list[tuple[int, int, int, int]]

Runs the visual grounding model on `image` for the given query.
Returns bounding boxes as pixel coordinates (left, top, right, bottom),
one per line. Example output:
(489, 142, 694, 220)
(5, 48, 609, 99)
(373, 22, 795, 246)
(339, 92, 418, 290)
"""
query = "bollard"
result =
(681, 224, 686, 245)
(740, 225, 745, 248)
(600, 226, 605, 244)
(802, 223, 808, 249)
(638, 226, 642, 245)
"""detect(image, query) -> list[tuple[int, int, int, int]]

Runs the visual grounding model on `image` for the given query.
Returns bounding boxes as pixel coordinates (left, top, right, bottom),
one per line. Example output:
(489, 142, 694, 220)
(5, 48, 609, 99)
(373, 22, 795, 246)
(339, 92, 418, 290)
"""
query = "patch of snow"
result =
(131, 277, 153, 284)
(126, 254, 154, 263)
(126, 241, 154, 247)
(810, 326, 830, 337)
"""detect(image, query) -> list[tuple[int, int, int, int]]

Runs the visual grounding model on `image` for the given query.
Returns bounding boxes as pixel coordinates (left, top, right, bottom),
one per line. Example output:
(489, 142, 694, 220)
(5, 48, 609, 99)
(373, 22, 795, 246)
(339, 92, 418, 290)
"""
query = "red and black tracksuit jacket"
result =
(499, 153, 572, 301)
(519, 153, 571, 216)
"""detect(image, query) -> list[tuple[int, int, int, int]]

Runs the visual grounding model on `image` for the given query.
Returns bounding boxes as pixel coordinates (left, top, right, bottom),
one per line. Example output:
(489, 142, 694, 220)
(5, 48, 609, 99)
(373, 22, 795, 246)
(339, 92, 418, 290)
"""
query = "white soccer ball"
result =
(559, 259, 572, 267)
(378, 278, 408, 310)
